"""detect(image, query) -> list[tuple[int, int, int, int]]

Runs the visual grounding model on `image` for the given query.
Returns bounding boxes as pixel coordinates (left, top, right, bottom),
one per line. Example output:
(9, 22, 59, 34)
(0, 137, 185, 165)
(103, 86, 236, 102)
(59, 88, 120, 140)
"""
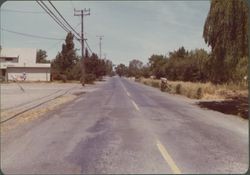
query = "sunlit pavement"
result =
(1, 76, 248, 174)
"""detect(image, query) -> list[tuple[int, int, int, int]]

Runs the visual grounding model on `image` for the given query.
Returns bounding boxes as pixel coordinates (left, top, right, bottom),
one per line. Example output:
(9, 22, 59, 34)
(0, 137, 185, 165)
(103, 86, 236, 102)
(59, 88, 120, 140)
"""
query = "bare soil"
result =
(197, 96, 248, 119)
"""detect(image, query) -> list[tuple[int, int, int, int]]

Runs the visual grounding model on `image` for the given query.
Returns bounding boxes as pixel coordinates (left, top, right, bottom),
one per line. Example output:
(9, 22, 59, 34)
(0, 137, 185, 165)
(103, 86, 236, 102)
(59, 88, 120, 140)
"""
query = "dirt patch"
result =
(1, 95, 77, 132)
(197, 96, 248, 119)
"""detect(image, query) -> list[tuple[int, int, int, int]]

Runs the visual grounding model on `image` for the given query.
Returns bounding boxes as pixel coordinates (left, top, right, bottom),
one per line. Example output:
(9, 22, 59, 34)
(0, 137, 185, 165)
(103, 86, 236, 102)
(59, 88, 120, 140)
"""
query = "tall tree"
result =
(115, 64, 128, 77)
(203, 0, 249, 83)
(148, 54, 167, 79)
(36, 49, 49, 63)
(169, 46, 189, 59)
(128, 59, 143, 78)
(51, 32, 77, 80)
(104, 59, 113, 76)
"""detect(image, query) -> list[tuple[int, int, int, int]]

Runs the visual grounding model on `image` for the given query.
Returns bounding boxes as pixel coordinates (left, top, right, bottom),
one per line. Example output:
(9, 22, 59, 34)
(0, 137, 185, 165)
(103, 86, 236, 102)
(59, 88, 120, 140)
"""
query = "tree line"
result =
(36, 32, 114, 84)
(115, 0, 248, 84)
(115, 47, 211, 82)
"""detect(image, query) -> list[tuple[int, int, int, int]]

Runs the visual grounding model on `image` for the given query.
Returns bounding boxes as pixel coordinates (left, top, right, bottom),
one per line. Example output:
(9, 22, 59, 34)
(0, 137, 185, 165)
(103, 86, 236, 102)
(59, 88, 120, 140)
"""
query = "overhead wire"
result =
(1, 27, 64, 40)
(1, 8, 45, 14)
(36, 1, 95, 56)
(74, 22, 81, 29)
(36, 1, 70, 33)
(46, 40, 63, 51)
(85, 40, 93, 55)
(47, 0, 80, 37)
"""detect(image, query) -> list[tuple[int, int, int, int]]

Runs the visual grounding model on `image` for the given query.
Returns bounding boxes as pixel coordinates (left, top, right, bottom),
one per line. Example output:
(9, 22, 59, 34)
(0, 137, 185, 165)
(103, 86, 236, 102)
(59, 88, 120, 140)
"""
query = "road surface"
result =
(1, 76, 248, 174)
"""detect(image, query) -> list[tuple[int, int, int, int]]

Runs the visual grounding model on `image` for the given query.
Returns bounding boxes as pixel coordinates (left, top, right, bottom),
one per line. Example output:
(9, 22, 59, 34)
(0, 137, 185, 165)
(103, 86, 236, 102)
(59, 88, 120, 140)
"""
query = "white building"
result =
(0, 48, 51, 82)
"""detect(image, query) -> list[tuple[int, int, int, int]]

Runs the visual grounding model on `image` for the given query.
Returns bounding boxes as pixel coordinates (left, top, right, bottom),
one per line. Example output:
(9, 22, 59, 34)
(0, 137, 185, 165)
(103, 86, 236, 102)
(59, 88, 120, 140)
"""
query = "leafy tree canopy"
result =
(36, 49, 49, 63)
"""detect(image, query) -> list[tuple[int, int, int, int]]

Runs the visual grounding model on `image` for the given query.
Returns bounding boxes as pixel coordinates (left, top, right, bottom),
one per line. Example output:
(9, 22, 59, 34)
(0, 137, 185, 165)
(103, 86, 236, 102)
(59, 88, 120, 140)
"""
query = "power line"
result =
(36, 1, 70, 33)
(37, 1, 70, 33)
(1, 8, 45, 14)
(1, 28, 64, 40)
(74, 22, 81, 29)
(48, 0, 80, 37)
(46, 40, 63, 51)
(85, 40, 93, 55)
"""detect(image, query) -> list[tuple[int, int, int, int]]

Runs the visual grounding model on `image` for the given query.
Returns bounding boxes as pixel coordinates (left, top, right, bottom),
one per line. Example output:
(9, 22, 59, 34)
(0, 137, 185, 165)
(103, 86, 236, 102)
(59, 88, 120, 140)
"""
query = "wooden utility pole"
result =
(96, 35, 104, 59)
(74, 8, 90, 84)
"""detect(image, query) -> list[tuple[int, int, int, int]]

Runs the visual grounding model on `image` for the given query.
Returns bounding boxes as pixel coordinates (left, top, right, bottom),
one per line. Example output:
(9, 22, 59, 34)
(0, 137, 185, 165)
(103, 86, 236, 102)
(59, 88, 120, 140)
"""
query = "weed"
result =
(176, 84, 182, 94)
(196, 87, 203, 99)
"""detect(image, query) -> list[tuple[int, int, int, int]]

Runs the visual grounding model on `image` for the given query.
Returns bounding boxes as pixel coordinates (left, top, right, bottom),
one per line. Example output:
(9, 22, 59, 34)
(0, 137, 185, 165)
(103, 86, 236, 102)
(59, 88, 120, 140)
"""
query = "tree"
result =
(187, 49, 210, 82)
(203, 0, 249, 83)
(115, 64, 128, 77)
(84, 53, 113, 80)
(36, 49, 49, 63)
(51, 32, 78, 80)
(165, 46, 189, 81)
(128, 59, 143, 78)
(141, 64, 151, 78)
(169, 46, 189, 59)
(234, 56, 248, 81)
(148, 54, 167, 79)
(104, 59, 113, 76)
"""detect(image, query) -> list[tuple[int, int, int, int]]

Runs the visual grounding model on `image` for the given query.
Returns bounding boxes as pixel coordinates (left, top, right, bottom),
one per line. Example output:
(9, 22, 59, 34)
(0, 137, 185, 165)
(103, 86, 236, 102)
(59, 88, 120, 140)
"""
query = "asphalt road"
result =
(1, 76, 248, 174)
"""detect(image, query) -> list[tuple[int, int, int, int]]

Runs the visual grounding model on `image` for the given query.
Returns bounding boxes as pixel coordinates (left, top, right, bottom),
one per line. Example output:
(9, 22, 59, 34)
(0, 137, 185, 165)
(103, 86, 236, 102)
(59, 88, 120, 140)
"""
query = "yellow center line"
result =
(120, 81, 127, 92)
(120, 78, 180, 173)
(156, 140, 182, 174)
(126, 91, 131, 97)
(120, 80, 132, 98)
(131, 100, 140, 111)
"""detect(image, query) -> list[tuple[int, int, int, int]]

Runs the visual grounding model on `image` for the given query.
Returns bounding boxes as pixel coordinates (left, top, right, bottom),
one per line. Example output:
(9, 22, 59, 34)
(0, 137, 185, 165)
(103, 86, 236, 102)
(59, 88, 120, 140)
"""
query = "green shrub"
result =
(165, 84, 172, 93)
(135, 75, 141, 80)
(51, 72, 67, 82)
(196, 87, 203, 99)
(97, 76, 103, 81)
(84, 74, 96, 84)
(80, 75, 85, 86)
(176, 84, 181, 94)
(51, 72, 61, 81)
(60, 74, 67, 83)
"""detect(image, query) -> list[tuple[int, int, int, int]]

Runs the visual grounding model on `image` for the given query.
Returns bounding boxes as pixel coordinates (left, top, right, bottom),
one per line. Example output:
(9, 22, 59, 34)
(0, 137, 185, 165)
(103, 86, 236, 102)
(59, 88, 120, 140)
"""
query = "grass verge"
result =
(139, 78, 248, 100)
(137, 78, 248, 119)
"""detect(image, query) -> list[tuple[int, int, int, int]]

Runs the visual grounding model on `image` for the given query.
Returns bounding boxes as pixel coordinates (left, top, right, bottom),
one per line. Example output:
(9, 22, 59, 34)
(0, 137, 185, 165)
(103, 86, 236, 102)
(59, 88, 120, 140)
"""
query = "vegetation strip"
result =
(1, 86, 77, 124)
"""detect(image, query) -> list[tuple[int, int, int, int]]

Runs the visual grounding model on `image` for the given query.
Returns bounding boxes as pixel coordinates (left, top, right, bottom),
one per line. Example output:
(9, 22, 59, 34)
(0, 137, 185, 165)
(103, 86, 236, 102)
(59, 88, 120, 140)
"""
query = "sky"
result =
(0, 1, 211, 66)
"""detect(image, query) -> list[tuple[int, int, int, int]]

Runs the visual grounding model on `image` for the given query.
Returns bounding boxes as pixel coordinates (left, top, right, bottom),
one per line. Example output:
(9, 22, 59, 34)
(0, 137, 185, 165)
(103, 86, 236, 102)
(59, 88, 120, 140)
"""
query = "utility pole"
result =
(96, 35, 104, 59)
(74, 8, 90, 84)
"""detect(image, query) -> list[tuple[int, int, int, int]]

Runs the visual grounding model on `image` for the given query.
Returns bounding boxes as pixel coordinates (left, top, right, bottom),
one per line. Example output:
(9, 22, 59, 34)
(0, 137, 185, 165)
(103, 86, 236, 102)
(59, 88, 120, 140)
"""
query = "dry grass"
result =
(1, 94, 77, 132)
(139, 78, 248, 100)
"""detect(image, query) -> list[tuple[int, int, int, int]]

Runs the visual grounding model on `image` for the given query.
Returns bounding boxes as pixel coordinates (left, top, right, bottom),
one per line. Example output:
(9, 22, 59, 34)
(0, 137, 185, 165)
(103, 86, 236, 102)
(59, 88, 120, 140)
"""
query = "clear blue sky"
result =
(1, 1, 211, 65)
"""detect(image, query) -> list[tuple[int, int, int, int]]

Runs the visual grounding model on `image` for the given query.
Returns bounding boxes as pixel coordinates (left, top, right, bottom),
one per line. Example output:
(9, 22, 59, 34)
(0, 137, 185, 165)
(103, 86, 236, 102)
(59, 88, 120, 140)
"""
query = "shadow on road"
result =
(197, 96, 248, 119)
